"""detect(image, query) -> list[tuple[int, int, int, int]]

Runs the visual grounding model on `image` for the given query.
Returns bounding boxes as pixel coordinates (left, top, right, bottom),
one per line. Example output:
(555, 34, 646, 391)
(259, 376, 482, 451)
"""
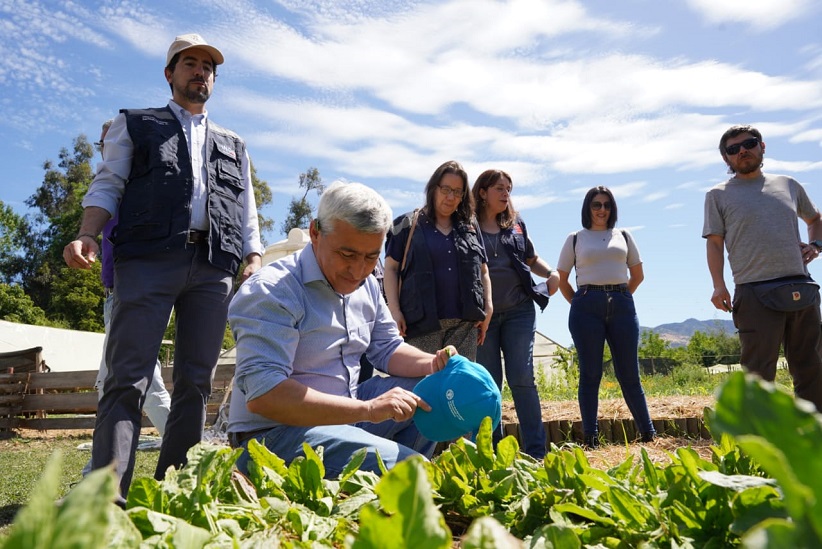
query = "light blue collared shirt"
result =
(227, 244, 403, 433)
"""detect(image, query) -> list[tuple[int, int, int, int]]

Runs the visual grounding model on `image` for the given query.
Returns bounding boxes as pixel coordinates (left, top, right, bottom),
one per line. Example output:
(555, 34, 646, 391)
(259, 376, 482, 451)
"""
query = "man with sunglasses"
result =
(703, 124, 822, 411)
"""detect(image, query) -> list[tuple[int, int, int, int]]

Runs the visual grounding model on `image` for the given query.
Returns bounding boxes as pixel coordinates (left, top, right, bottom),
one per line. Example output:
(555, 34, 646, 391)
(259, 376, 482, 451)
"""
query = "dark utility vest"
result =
(114, 107, 247, 275)
(497, 217, 550, 311)
(390, 210, 486, 338)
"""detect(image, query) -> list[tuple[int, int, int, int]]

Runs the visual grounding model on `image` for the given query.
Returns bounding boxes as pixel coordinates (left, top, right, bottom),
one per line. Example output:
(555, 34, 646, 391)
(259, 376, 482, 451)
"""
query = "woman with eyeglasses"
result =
(472, 169, 559, 458)
(556, 186, 656, 448)
(384, 160, 492, 360)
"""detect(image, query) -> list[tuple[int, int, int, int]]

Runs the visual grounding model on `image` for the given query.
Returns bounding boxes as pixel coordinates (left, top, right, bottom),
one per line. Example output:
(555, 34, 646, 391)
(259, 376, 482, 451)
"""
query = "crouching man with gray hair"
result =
(228, 181, 453, 477)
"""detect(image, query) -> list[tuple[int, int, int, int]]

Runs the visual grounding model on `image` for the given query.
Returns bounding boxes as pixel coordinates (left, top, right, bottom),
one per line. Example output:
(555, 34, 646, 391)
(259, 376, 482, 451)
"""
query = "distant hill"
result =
(642, 318, 736, 347)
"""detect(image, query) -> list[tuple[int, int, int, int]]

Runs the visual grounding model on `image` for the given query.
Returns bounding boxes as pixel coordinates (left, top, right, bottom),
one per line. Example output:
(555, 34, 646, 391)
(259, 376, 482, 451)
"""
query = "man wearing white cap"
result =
(64, 33, 263, 501)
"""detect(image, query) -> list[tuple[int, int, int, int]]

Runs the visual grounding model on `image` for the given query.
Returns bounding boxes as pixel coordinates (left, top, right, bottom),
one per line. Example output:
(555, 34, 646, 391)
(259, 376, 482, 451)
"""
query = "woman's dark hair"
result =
(581, 186, 618, 229)
(423, 160, 474, 225)
(472, 169, 516, 229)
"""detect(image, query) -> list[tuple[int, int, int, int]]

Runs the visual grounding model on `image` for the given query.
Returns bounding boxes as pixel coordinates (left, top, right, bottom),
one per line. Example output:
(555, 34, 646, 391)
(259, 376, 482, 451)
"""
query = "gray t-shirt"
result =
(702, 173, 818, 285)
(557, 228, 641, 286)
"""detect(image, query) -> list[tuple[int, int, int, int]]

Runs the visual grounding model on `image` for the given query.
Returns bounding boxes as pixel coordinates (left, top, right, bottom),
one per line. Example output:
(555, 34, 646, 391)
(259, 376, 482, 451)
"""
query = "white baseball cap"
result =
(166, 33, 224, 66)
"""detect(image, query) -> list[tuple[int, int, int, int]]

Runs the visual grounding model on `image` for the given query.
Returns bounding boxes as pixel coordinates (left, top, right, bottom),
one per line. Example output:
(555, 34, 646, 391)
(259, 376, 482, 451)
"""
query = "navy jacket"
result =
(388, 210, 486, 338)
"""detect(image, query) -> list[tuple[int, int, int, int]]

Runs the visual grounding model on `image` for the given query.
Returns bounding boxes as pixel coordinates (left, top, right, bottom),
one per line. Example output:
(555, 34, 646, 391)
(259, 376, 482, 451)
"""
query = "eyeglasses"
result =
(724, 137, 759, 156)
(437, 185, 463, 198)
(94, 140, 104, 151)
(591, 201, 612, 211)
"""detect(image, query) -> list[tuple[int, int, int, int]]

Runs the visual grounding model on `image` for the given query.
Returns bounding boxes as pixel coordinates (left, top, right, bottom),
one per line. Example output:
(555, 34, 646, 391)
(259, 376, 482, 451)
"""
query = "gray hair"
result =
(316, 181, 392, 235)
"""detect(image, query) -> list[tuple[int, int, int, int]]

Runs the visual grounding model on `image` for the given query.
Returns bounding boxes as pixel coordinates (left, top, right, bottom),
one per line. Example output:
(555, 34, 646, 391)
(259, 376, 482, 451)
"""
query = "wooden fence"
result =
(502, 416, 709, 446)
(0, 361, 234, 436)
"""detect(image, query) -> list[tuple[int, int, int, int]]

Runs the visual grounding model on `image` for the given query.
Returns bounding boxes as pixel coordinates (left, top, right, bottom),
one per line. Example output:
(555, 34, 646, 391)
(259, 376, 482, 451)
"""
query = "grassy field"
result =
(526, 360, 792, 402)
(0, 432, 158, 537)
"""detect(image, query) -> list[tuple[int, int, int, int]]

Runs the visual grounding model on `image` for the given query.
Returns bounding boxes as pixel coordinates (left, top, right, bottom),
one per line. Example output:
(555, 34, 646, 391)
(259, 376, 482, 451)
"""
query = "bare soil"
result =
(502, 394, 717, 466)
(502, 394, 715, 424)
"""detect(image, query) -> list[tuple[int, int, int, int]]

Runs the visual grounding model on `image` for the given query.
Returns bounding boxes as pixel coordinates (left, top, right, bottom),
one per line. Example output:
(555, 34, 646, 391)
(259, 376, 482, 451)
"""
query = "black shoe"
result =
(583, 434, 600, 449)
(640, 432, 656, 443)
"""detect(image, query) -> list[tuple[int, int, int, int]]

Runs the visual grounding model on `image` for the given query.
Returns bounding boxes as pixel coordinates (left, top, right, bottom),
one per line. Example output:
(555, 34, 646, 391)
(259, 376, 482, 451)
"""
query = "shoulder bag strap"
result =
(398, 209, 420, 296)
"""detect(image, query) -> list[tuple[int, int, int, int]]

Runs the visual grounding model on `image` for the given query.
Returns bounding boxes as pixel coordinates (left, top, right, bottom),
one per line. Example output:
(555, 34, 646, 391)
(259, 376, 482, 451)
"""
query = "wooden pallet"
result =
(0, 363, 234, 433)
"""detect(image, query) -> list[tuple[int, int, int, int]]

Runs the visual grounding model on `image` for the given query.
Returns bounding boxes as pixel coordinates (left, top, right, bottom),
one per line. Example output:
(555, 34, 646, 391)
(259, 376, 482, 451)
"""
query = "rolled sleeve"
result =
(229, 272, 302, 402)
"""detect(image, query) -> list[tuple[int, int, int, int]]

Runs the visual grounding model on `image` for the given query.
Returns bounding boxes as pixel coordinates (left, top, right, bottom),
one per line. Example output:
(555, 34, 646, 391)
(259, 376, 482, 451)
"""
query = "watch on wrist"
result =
(811, 240, 822, 251)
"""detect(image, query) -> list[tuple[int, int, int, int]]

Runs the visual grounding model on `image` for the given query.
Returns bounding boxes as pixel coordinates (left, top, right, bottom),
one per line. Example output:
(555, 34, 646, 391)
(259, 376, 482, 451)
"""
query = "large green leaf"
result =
(353, 457, 451, 549)
(1, 454, 135, 549)
(707, 371, 822, 541)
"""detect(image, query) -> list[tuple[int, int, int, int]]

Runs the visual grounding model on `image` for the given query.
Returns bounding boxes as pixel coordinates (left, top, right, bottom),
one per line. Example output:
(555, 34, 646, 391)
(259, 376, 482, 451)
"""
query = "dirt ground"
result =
(502, 394, 717, 467)
(502, 394, 715, 424)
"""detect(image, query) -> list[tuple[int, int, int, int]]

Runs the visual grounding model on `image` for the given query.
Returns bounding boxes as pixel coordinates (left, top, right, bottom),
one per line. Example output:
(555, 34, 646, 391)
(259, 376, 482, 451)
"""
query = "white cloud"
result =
(686, 0, 815, 31)
(642, 191, 669, 203)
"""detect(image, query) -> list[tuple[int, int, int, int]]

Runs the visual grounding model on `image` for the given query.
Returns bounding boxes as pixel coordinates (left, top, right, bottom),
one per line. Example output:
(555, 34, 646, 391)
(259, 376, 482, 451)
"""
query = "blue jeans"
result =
(569, 288, 655, 438)
(233, 375, 436, 479)
(477, 299, 546, 458)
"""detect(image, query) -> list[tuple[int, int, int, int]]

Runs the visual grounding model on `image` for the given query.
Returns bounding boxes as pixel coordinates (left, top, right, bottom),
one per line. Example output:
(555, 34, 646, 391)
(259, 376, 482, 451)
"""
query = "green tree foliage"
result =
(20, 135, 97, 318)
(0, 200, 30, 284)
(686, 328, 741, 367)
(280, 167, 324, 235)
(0, 283, 48, 325)
(638, 330, 669, 359)
(249, 162, 274, 245)
(49, 264, 105, 332)
(637, 330, 680, 374)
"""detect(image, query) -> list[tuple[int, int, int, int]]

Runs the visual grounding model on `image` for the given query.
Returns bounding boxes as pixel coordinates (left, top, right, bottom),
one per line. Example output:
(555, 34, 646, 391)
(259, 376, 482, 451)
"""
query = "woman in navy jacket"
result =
(384, 160, 492, 360)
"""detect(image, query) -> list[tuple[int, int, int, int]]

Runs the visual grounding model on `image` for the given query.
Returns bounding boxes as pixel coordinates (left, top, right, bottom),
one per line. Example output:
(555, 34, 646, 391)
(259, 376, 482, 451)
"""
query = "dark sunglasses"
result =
(725, 137, 759, 156)
(591, 201, 612, 211)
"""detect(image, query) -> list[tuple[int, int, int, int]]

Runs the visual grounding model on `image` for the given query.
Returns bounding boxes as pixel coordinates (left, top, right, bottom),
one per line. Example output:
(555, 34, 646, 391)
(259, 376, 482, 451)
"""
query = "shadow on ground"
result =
(0, 503, 21, 530)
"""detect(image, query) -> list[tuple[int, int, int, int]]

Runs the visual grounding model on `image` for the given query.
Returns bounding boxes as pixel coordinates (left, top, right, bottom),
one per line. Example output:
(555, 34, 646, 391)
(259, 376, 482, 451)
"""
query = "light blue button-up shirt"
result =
(227, 244, 403, 433)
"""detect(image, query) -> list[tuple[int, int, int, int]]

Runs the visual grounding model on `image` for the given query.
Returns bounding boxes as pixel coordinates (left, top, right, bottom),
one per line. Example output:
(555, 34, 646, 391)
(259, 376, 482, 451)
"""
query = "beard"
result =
(734, 152, 763, 175)
(175, 80, 210, 104)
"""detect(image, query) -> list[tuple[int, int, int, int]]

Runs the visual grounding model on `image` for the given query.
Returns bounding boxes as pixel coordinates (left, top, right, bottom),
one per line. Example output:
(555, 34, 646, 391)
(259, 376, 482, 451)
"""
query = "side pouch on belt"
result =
(751, 277, 820, 312)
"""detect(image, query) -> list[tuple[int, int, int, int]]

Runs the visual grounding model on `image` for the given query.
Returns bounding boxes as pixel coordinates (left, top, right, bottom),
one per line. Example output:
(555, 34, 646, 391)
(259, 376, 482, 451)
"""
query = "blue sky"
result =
(2, 0, 822, 346)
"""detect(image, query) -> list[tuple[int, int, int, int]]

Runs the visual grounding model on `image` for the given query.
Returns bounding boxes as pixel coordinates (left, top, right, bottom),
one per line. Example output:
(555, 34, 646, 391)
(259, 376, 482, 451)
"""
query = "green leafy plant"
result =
(706, 371, 822, 546)
(4, 373, 821, 548)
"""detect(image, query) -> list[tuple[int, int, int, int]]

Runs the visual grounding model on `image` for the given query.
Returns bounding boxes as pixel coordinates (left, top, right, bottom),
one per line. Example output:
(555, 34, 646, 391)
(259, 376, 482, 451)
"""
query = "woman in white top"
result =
(556, 186, 655, 448)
